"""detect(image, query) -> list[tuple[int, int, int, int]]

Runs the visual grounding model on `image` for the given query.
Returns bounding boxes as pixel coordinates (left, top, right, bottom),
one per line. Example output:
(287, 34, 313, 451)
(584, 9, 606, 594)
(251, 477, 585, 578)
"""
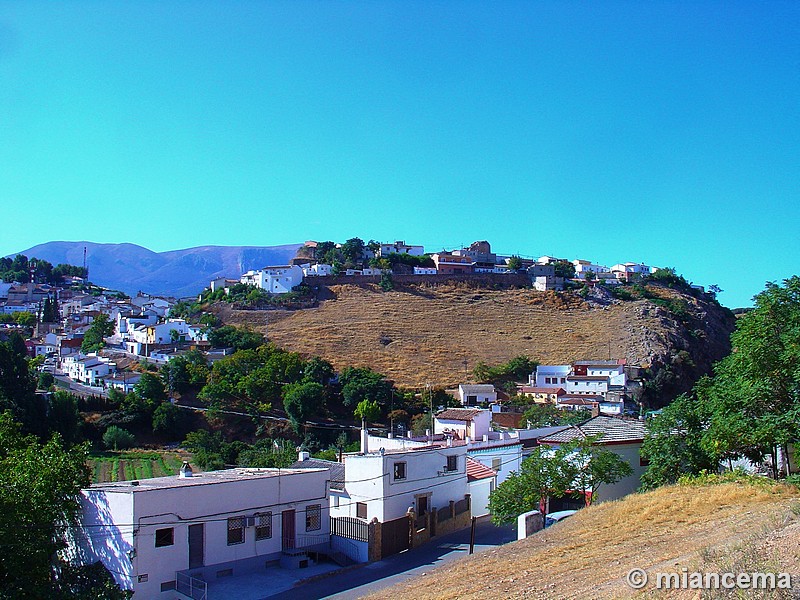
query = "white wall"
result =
(534, 365, 571, 387)
(343, 446, 468, 522)
(469, 478, 494, 517)
(468, 443, 522, 484)
(75, 469, 329, 597)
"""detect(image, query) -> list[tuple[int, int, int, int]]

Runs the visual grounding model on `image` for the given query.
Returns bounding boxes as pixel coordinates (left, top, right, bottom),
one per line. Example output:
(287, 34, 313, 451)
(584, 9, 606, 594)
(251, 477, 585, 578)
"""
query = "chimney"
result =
(482, 434, 488, 442)
(360, 420, 369, 454)
(298, 450, 310, 462)
(591, 403, 601, 418)
(179, 461, 193, 478)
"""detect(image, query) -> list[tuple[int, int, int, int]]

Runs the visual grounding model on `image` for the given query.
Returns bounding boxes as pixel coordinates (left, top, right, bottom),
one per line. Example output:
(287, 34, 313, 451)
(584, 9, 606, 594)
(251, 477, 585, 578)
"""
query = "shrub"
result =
(103, 426, 135, 451)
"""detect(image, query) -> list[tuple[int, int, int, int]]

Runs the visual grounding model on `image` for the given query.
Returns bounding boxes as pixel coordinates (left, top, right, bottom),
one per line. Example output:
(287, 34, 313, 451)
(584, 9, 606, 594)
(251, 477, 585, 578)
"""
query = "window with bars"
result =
(445, 455, 457, 472)
(305, 504, 321, 531)
(227, 516, 245, 545)
(356, 502, 367, 519)
(255, 512, 272, 540)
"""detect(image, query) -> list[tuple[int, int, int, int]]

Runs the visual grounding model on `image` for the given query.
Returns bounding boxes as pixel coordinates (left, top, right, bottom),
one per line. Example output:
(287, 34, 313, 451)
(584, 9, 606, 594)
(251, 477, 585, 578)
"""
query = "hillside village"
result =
(0, 246, 788, 600)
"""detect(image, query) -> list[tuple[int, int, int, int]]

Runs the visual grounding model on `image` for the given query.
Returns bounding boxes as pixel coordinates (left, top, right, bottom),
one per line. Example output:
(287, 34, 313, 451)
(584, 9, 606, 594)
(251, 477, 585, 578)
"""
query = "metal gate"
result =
(381, 515, 411, 558)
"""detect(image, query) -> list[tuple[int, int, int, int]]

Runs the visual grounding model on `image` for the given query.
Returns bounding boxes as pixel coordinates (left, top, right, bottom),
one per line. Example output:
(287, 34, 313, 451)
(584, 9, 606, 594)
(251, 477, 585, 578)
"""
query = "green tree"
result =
(81, 313, 115, 353)
(0, 412, 92, 599)
(103, 426, 135, 450)
(339, 367, 393, 408)
(354, 398, 380, 424)
(47, 391, 83, 447)
(521, 403, 587, 428)
(699, 276, 800, 477)
(282, 381, 325, 431)
(302, 356, 335, 386)
(0, 335, 46, 437)
(341, 237, 366, 266)
(640, 392, 716, 490)
(37, 370, 55, 390)
(207, 325, 264, 351)
(152, 402, 186, 437)
(488, 445, 577, 524)
(569, 437, 633, 505)
(134, 372, 168, 404)
(553, 260, 576, 279)
(507, 255, 523, 271)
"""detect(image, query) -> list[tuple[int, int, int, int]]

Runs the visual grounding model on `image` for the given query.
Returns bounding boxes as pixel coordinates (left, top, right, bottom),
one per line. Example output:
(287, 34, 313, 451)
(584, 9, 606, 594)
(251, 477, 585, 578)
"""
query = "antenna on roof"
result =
(83, 246, 88, 280)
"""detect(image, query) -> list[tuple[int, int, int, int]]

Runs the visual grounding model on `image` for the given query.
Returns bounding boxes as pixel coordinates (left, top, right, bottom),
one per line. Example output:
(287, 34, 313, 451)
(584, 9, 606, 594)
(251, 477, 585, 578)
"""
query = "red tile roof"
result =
(466, 457, 497, 482)
(436, 408, 484, 421)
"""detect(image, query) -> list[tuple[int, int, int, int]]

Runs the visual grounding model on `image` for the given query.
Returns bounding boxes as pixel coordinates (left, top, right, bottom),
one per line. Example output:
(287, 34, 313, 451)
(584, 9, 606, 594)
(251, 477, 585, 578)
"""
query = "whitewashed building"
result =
(331, 434, 468, 523)
(456, 384, 497, 406)
(240, 265, 304, 294)
(377, 241, 424, 257)
(538, 416, 647, 502)
(72, 465, 331, 598)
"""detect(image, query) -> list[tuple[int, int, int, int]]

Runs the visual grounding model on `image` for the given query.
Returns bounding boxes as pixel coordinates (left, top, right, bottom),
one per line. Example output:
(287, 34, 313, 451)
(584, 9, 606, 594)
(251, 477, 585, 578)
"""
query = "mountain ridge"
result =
(9, 241, 303, 297)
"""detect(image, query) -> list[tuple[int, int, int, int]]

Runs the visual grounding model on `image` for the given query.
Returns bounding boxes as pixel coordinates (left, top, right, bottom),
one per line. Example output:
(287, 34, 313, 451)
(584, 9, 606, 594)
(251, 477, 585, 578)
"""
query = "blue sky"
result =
(1, 1, 798, 308)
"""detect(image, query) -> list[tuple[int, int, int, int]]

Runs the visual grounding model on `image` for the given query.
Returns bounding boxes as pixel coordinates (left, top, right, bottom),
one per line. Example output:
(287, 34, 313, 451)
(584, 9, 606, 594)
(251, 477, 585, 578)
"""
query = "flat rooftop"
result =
(87, 467, 326, 493)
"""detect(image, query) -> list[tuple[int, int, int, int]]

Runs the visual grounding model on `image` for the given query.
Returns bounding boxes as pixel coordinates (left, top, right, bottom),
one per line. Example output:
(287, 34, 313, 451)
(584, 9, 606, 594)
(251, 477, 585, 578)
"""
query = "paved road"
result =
(267, 517, 517, 600)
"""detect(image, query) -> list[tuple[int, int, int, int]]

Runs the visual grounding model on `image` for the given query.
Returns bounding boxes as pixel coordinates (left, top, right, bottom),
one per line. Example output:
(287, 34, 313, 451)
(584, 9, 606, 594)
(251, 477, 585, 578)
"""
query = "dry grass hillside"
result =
(222, 281, 734, 389)
(368, 480, 800, 599)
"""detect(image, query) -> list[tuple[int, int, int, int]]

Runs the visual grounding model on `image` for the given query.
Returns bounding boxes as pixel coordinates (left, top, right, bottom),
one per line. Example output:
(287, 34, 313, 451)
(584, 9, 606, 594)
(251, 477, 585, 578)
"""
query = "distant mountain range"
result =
(10, 241, 304, 297)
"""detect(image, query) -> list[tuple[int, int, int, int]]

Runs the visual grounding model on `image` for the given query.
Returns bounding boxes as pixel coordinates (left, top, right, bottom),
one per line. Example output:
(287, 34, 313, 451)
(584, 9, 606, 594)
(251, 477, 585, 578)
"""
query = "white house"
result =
(610, 262, 655, 281)
(572, 260, 610, 279)
(538, 416, 647, 502)
(241, 265, 304, 294)
(332, 436, 468, 523)
(531, 365, 571, 388)
(62, 354, 113, 386)
(413, 267, 438, 275)
(456, 384, 497, 406)
(72, 465, 331, 598)
(434, 408, 492, 441)
(378, 241, 424, 257)
(301, 263, 333, 277)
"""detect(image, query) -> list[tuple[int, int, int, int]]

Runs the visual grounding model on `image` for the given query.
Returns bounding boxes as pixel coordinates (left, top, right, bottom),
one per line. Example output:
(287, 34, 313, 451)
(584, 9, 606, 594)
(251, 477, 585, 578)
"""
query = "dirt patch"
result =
(223, 283, 711, 388)
(365, 482, 800, 600)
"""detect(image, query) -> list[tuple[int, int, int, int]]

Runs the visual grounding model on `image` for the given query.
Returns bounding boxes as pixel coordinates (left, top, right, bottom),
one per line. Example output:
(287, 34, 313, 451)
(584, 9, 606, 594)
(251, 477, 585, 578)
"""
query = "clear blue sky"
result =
(2, 1, 798, 308)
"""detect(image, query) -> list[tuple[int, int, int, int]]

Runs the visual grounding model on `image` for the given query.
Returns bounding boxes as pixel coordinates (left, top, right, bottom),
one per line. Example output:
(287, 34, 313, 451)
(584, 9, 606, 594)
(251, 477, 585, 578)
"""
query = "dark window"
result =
(393, 462, 407, 480)
(466, 395, 477, 404)
(155, 528, 174, 548)
(255, 512, 272, 540)
(160, 581, 176, 592)
(356, 502, 367, 519)
(446, 455, 457, 472)
(227, 517, 245, 545)
(305, 504, 321, 531)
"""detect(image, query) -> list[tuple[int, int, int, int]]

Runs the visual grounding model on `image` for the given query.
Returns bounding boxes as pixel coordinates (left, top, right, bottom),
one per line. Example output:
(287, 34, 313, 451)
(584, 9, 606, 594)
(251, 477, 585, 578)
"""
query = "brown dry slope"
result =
(367, 481, 800, 600)
(225, 281, 735, 389)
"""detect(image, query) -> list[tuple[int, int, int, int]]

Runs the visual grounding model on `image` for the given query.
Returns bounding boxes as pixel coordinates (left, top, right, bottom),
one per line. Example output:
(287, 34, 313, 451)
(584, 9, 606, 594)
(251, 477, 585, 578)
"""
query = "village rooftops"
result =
(436, 408, 485, 421)
(88, 467, 326, 493)
(538, 416, 647, 445)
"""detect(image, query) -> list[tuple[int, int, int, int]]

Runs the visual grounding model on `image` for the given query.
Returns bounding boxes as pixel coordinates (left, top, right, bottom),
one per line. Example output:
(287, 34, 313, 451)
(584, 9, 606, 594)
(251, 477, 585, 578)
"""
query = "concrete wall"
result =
(517, 509, 544, 540)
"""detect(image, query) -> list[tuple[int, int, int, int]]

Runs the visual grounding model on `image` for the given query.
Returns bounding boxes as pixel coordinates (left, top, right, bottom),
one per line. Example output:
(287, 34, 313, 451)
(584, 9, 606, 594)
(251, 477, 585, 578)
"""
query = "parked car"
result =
(545, 509, 578, 527)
